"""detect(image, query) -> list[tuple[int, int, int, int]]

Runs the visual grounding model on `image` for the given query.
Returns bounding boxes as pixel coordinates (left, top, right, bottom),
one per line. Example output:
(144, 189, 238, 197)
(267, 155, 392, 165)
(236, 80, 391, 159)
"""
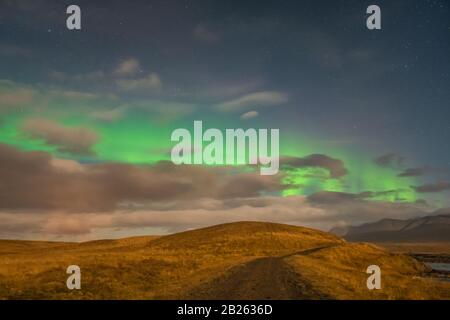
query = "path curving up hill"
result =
(184, 246, 335, 300)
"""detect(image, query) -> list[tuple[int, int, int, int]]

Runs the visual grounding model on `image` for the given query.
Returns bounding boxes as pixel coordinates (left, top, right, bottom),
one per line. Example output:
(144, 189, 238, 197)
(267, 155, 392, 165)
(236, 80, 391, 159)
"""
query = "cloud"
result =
(49, 59, 139, 86)
(305, 190, 430, 227)
(412, 181, 450, 193)
(194, 24, 220, 44)
(308, 189, 413, 203)
(0, 88, 35, 110)
(307, 191, 366, 204)
(50, 70, 105, 82)
(363, 189, 410, 201)
(49, 58, 163, 95)
(186, 78, 265, 100)
(0, 143, 283, 213)
(398, 166, 433, 177)
(374, 153, 405, 168)
(116, 73, 162, 92)
(240, 110, 258, 120)
(215, 91, 288, 112)
(22, 118, 99, 155)
(0, 191, 433, 240)
(132, 100, 195, 121)
(281, 154, 348, 178)
(114, 58, 141, 76)
(90, 106, 126, 122)
(0, 79, 119, 115)
(0, 144, 440, 240)
(0, 80, 36, 112)
(49, 89, 100, 101)
(0, 79, 188, 124)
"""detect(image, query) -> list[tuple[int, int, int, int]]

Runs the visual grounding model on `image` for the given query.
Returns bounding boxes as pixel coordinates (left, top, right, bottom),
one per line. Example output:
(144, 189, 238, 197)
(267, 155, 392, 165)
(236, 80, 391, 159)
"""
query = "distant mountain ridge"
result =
(331, 213, 450, 242)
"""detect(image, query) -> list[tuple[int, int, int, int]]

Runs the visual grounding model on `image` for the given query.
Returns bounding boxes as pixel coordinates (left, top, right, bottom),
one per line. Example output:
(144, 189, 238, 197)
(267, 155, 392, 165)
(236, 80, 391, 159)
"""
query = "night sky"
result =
(0, 0, 449, 240)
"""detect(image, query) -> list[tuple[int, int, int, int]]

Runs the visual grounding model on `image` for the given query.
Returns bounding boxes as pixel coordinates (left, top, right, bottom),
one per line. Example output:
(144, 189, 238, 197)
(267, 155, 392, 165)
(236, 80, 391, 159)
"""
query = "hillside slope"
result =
(0, 221, 448, 300)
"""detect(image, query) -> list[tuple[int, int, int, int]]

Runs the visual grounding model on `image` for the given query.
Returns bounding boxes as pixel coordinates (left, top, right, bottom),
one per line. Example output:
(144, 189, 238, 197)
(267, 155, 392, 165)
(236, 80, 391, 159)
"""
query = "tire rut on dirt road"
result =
(184, 246, 334, 300)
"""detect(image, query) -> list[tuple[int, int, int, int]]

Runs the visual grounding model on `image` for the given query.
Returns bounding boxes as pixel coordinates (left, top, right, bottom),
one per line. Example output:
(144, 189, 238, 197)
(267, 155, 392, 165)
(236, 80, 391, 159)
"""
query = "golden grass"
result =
(377, 242, 450, 254)
(0, 222, 448, 300)
(285, 243, 450, 299)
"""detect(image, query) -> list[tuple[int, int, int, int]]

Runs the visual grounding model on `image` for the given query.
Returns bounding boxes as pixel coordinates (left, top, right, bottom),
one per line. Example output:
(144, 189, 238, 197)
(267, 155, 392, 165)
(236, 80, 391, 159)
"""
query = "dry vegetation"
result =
(285, 243, 450, 299)
(378, 242, 450, 254)
(0, 222, 448, 300)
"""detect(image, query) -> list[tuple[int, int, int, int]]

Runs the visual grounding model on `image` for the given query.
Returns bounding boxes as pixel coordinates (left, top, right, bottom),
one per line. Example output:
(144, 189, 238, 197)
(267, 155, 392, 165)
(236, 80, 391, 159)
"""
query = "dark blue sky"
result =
(0, 0, 449, 239)
(1, 0, 449, 167)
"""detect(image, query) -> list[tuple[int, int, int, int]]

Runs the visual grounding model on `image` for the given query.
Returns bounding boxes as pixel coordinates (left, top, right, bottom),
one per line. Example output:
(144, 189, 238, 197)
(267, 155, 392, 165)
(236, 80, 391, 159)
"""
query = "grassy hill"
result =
(0, 222, 448, 300)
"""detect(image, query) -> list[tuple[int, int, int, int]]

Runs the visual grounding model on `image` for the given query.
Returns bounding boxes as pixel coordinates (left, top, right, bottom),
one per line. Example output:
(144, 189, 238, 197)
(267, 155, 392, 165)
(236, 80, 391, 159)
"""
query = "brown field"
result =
(0, 222, 449, 300)
(378, 242, 450, 254)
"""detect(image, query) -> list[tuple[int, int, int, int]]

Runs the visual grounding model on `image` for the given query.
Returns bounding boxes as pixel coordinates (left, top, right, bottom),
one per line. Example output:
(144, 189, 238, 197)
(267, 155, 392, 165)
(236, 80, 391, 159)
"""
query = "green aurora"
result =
(0, 112, 419, 203)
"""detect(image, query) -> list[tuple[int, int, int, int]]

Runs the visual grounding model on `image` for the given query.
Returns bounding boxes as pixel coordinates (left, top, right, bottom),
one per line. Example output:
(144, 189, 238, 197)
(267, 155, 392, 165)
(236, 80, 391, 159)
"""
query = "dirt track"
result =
(186, 247, 333, 300)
